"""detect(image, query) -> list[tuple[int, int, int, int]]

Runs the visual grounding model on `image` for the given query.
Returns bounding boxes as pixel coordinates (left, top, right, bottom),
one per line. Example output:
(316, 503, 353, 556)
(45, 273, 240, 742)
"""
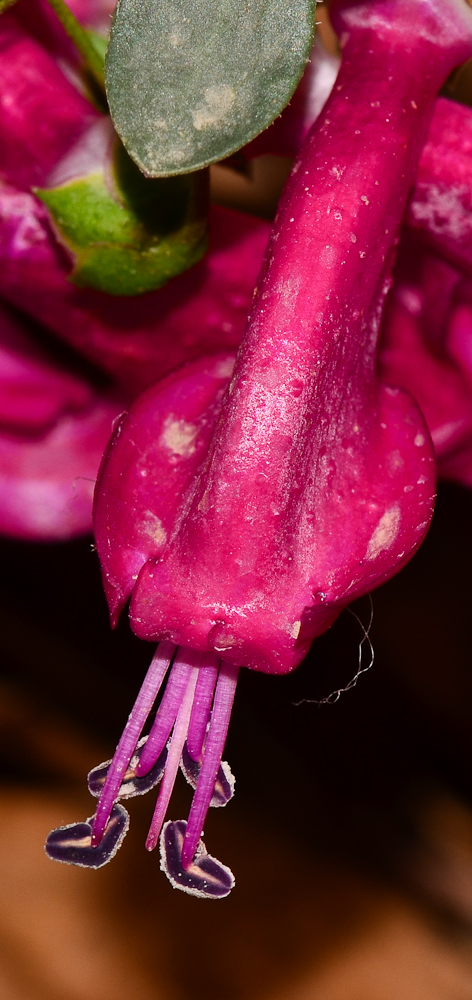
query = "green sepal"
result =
(105, 0, 317, 177)
(35, 144, 209, 296)
(0, 0, 19, 12)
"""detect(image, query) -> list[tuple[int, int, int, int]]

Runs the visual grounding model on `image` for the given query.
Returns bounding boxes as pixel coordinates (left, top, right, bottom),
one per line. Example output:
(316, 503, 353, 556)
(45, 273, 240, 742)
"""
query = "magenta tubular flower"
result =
(46, 0, 472, 894)
(253, 44, 472, 487)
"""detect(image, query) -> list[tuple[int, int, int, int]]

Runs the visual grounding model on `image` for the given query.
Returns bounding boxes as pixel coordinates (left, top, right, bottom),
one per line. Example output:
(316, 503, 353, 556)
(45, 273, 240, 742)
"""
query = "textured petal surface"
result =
(94, 352, 236, 620)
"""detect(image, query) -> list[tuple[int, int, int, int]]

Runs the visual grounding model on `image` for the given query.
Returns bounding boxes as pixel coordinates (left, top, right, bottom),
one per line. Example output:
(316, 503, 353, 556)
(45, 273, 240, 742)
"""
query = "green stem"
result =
(44, 0, 106, 91)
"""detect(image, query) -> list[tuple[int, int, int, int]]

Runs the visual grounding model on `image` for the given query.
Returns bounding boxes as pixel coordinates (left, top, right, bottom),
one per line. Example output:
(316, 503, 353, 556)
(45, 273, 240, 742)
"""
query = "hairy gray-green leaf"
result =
(105, 0, 316, 177)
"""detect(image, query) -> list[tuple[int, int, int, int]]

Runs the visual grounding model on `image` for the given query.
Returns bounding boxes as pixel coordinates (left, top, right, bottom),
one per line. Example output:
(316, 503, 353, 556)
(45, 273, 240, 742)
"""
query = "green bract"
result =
(36, 145, 208, 296)
(105, 0, 316, 176)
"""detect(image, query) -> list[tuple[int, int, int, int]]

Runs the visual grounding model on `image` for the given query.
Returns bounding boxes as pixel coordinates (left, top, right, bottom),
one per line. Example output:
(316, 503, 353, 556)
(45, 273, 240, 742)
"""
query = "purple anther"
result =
(160, 820, 234, 899)
(145, 665, 199, 851)
(135, 647, 202, 777)
(181, 661, 239, 869)
(87, 736, 168, 799)
(46, 804, 129, 869)
(181, 742, 235, 807)
(91, 640, 175, 846)
(186, 655, 220, 762)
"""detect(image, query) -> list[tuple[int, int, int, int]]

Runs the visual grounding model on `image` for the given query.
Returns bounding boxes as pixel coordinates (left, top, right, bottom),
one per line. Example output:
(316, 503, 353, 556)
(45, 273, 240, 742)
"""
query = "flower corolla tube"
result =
(43, 0, 472, 895)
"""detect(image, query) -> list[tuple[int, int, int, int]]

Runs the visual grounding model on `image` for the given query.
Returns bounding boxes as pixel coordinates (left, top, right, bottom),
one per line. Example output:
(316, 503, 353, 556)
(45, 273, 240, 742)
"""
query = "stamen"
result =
(181, 661, 239, 869)
(91, 640, 175, 847)
(145, 654, 199, 850)
(160, 820, 234, 898)
(88, 736, 168, 799)
(186, 654, 220, 762)
(135, 647, 202, 776)
(46, 804, 129, 869)
(181, 742, 235, 807)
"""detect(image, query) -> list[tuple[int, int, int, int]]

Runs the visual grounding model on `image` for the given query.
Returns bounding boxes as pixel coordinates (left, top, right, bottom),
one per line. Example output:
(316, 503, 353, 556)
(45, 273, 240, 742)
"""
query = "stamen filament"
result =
(136, 647, 202, 776)
(145, 664, 199, 850)
(186, 654, 220, 762)
(181, 661, 239, 869)
(91, 640, 175, 846)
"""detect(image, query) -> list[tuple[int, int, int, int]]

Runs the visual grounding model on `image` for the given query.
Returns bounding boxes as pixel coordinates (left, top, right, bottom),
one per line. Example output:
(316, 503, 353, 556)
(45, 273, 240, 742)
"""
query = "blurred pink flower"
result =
(0, 299, 121, 538)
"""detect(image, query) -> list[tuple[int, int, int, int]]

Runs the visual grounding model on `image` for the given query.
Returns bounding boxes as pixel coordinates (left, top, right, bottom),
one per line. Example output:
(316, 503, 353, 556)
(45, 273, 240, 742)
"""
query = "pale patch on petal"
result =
(139, 509, 167, 545)
(160, 415, 198, 456)
(365, 506, 401, 560)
